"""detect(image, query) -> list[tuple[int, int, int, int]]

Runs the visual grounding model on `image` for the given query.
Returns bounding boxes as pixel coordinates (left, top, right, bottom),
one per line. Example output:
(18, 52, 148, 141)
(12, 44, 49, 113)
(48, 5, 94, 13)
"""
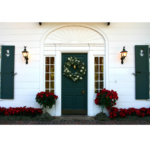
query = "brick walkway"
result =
(0, 117, 150, 125)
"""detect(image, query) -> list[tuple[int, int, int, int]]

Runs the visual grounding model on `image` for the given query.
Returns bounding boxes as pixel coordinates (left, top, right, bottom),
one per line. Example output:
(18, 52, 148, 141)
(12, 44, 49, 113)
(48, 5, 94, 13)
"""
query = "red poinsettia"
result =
(0, 106, 43, 116)
(36, 91, 58, 110)
(109, 107, 150, 118)
(95, 88, 118, 113)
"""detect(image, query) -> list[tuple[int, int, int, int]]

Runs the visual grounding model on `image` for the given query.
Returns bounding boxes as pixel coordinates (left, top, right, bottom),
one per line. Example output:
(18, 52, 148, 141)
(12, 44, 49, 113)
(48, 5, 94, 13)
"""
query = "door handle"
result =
(81, 90, 85, 94)
(132, 73, 136, 76)
(11, 72, 17, 76)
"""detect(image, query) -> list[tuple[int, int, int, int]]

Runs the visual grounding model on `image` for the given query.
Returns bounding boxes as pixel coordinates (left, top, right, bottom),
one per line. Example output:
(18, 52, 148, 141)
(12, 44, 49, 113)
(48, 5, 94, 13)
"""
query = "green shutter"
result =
(135, 45, 149, 99)
(1, 46, 15, 99)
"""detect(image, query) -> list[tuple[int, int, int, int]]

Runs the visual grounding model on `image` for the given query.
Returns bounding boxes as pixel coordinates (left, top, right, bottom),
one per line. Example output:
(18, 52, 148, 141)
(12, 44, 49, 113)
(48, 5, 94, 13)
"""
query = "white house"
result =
(0, 22, 150, 116)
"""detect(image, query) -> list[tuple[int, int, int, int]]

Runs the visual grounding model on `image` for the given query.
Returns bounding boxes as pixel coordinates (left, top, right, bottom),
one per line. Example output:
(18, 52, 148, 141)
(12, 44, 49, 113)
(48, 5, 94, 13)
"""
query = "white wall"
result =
(0, 22, 150, 116)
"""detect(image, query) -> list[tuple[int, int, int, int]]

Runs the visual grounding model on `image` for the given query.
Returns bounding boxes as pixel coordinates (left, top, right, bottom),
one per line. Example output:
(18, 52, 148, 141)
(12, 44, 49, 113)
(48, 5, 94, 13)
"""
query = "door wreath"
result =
(63, 56, 87, 81)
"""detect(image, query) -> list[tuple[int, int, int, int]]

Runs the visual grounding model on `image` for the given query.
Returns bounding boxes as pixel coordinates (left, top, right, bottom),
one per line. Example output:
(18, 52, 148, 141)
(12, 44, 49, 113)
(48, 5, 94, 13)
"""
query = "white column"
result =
(55, 44, 61, 116)
(88, 44, 94, 116)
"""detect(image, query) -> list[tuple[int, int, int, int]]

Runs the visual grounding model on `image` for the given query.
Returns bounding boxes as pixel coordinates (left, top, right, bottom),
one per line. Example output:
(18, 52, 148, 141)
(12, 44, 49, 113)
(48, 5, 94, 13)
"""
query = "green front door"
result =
(62, 54, 87, 115)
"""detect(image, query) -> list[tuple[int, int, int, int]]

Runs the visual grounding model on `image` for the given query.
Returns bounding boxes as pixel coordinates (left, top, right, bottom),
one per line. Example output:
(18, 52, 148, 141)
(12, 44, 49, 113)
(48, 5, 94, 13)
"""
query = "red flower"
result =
(95, 98, 99, 105)
(35, 91, 58, 109)
(97, 93, 100, 96)
(94, 88, 118, 109)
(147, 109, 150, 115)
(109, 95, 112, 99)
(0, 107, 43, 116)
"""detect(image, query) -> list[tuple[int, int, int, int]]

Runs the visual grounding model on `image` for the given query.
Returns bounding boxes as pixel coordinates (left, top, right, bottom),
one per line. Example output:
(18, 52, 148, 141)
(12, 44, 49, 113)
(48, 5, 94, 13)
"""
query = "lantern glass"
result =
(22, 51, 28, 57)
(121, 51, 127, 57)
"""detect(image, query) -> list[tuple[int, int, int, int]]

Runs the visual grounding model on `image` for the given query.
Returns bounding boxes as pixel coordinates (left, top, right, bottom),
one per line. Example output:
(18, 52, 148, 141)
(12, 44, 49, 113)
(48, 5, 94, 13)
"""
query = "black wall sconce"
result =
(22, 46, 29, 64)
(120, 46, 128, 64)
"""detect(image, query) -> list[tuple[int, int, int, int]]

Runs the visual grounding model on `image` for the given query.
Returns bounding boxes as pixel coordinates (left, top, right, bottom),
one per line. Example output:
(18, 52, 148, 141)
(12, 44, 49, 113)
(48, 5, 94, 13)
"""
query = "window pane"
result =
(45, 82, 49, 88)
(95, 89, 98, 93)
(100, 73, 103, 80)
(95, 65, 103, 72)
(46, 57, 49, 64)
(51, 90, 54, 93)
(95, 73, 98, 80)
(45, 73, 49, 80)
(50, 65, 54, 72)
(95, 73, 103, 81)
(100, 82, 103, 89)
(46, 90, 49, 93)
(45, 65, 49, 72)
(100, 57, 103, 64)
(50, 82, 54, 88)
(95, 65, 98, 72)
(100, 65, 103, 72)
(50, 57, 54, 64)
(50, 73, 54, 80)
(95, 57, 98, 64)
(95, 82, 98, 89)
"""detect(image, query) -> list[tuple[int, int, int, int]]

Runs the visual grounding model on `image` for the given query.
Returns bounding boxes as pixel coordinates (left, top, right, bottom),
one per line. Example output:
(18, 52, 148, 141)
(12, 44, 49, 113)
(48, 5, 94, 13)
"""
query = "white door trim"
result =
(40, 24, 109, 116)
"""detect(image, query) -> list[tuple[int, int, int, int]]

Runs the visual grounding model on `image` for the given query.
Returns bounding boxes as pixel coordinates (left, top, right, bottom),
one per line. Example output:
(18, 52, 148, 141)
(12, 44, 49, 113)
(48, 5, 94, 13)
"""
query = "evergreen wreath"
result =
(63, 56, 87, 81)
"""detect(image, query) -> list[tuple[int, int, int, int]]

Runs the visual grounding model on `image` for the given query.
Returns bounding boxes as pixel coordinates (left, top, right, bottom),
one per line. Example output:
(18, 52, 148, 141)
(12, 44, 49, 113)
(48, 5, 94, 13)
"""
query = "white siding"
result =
(0, 22, 150, 116)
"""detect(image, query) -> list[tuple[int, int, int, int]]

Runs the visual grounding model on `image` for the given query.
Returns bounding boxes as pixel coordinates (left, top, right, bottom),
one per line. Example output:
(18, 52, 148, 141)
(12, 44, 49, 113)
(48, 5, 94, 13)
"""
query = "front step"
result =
(54, 115, 95, 120)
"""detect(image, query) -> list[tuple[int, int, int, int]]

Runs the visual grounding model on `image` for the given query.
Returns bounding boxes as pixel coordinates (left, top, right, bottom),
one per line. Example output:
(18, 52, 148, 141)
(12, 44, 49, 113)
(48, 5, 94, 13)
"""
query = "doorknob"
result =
(132, 73, 136, 76)
(11, 72, 17, 76)
(81, 90, 85, 94)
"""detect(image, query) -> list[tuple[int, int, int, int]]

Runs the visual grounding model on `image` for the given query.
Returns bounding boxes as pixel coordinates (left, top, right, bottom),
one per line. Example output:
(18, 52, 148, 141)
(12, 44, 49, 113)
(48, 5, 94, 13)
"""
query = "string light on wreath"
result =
(63, 56, 87, 81)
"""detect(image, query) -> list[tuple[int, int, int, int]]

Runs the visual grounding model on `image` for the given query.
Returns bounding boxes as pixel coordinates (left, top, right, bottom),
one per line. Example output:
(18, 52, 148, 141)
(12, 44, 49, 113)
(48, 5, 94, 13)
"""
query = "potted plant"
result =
(95, 88, 118, 114)
(35, 92, 58, 113)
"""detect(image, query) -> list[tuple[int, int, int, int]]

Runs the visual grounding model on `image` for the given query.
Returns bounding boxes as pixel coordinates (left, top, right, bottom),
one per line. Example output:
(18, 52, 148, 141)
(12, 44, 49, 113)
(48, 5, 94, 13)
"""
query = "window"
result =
(45, 57, 55, 93)
(94, 57, 104, 93)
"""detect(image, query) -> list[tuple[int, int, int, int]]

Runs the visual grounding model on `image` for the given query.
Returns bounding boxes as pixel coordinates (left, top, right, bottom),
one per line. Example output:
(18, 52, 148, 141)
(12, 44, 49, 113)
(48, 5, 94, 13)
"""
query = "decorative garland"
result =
(63, 56, 87, 81)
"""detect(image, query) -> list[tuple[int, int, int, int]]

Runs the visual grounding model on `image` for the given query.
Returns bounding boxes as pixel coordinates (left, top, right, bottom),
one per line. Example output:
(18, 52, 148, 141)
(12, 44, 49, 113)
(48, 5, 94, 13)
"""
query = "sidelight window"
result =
(94, 57, 104, 93)
(45, 57, 55, 93)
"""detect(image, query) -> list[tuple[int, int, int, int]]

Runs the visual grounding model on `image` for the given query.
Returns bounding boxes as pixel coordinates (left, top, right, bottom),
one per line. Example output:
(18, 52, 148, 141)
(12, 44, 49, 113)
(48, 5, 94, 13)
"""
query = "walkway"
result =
(0, 116, 150, 125)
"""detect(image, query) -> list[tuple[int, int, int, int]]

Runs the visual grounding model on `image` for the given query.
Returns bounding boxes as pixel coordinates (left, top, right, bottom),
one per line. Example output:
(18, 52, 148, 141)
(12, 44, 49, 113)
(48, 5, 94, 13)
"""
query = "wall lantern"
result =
(120, 46, 128, 64)
(22, 46, 29, 64)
